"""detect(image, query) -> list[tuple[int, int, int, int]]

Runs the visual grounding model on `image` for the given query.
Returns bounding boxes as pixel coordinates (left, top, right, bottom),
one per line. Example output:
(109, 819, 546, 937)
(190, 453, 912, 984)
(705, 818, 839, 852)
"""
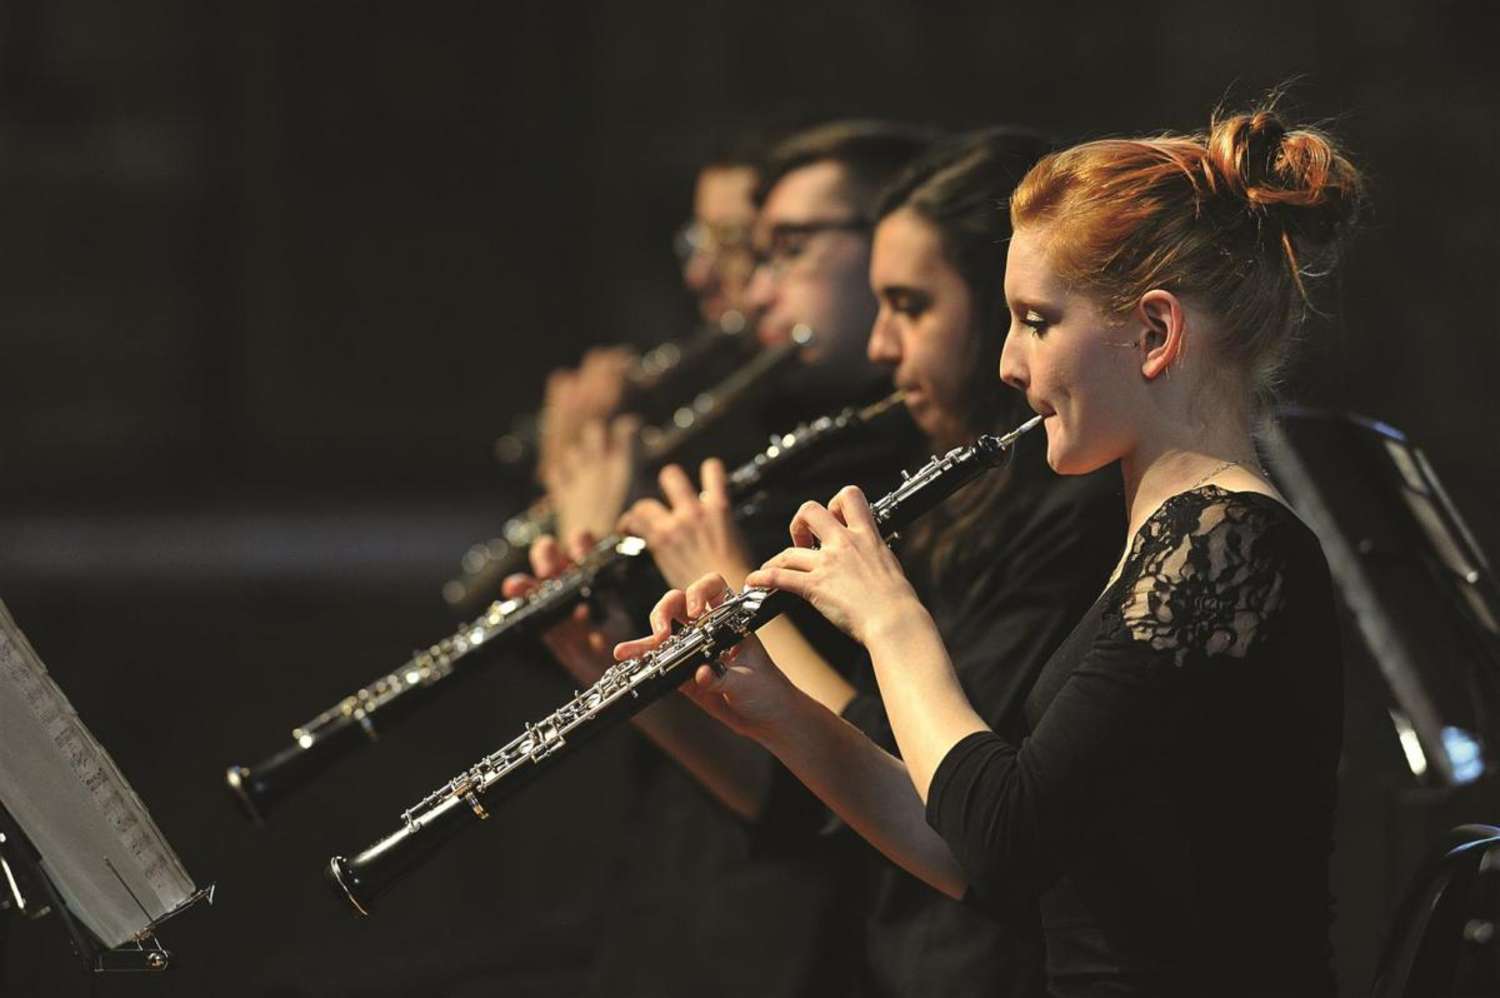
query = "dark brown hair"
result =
(756, 119, 942, 221)
(874, 127, 1055, 579)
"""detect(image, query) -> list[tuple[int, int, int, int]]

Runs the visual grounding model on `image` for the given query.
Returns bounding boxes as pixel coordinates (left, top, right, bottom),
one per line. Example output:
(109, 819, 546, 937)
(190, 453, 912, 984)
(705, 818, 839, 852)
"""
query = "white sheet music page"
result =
(0, 599, 197, 948)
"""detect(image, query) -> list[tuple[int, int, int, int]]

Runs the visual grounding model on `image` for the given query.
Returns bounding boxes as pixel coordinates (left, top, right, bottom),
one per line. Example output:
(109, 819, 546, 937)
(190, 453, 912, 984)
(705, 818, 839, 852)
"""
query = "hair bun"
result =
(1205, 107, 1364, 245)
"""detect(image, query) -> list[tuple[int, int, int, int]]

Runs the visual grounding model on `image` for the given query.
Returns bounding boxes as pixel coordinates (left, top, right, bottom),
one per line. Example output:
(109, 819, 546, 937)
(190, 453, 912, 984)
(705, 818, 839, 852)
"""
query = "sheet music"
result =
(0, 599, 196, 948)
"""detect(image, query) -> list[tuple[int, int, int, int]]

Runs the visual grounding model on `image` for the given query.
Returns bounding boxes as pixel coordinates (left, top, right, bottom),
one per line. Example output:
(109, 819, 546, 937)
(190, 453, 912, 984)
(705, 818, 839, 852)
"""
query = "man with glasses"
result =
(611, 120, 940, 633)
(675, 154, 758, 329)
(545, 122, 935, 540)
(744, 121, 937, 413)
(525, 121, 938, 998)
(538, 136, 767, 538)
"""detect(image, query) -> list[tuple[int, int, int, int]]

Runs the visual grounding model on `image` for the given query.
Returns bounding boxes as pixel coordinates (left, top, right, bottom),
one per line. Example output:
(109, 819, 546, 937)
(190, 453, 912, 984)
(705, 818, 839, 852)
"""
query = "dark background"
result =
(1, 1, 1498, 995)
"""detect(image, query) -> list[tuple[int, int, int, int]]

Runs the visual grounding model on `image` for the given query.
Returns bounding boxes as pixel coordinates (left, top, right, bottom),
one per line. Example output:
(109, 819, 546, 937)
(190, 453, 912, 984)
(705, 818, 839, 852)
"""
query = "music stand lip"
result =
(0, 804, 216, 974)
(89, 882, 216, 972)
(133, 882, 216, 941)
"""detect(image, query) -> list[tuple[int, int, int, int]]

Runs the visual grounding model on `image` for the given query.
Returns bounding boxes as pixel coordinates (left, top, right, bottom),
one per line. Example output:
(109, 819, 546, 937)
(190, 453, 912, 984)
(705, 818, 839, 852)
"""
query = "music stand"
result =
(0, 600, 213, 975)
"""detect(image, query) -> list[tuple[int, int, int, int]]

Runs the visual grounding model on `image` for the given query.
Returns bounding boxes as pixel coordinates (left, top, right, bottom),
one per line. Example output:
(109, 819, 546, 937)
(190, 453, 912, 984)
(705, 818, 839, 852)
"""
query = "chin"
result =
(756, 325, 788, 348)
(1043, 426, 1089, 476)
(1049, 441, 1118, 478)
(909, 407, 952, 447)
(1042, 423, 1065, 471)
(1050, 457, 1091, 476)
(913, 415, 940, 445)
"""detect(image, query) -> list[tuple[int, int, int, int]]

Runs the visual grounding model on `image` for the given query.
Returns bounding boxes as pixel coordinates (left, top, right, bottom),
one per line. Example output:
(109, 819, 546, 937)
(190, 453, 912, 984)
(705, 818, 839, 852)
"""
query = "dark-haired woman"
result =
(819, 129, 1124, 996)
(625, 105, 1363, 997)
(525, 128, 1123, 995)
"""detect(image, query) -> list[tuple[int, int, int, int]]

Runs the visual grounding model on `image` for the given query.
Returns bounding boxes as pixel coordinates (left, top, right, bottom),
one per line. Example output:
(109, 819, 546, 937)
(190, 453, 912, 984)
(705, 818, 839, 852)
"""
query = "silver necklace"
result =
(1187, 459, 1237, 492)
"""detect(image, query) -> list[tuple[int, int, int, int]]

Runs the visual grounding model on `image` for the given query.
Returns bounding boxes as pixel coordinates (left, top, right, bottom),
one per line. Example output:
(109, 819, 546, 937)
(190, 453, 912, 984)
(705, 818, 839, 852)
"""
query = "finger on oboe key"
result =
(684, 573, 732, 618)
(828, 485, 877, 533)
(789, 499, 841, 548)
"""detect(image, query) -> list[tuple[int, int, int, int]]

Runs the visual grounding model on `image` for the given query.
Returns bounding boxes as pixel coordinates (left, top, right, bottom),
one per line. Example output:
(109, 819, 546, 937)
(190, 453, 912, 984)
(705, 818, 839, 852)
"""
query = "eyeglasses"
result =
(673, 219, 754, 266)
(750, 218, 869, 278)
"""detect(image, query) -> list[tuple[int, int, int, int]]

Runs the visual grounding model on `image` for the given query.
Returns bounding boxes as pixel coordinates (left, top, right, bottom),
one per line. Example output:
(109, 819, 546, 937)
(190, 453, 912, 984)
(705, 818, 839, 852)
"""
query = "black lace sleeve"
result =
(926, 489, 1312, 910)
(1111, 488, 1289, 669)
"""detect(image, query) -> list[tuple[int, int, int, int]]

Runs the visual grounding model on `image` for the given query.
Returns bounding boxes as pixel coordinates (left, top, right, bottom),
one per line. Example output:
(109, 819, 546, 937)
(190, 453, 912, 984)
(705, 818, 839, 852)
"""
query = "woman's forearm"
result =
(632, 693, 774, 821)
(862, 604, 991, 800)
(754, 616, 856, 715)
(758, 687, 969, 899)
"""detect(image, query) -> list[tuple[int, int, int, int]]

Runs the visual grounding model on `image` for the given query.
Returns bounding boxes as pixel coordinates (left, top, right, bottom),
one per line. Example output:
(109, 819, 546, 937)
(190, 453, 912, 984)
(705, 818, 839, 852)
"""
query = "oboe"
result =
(325, 414, 1043, 915)
(491, 311, 752, 467)
(443, 325, 813, 612)
(226, 387, 904, 822)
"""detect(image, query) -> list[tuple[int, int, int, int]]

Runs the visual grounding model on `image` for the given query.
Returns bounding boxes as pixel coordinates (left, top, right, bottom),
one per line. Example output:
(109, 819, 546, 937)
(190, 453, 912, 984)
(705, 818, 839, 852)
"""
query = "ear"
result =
(1135, 289, 1187, 380)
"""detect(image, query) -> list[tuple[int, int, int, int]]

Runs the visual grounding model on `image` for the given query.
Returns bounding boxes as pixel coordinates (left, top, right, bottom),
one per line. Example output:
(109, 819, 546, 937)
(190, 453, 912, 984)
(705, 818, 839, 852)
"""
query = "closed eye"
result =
(772, 233, 812, 261)
(882, 288, 931, 319)
(1021, 309, 1050, 336)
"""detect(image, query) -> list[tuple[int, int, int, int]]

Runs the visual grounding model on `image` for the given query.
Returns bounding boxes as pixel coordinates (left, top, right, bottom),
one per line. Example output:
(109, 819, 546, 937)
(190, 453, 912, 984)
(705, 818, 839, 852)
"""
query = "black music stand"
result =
(1263, 407, 1500, 782)
(1262, 408, 1500, 991)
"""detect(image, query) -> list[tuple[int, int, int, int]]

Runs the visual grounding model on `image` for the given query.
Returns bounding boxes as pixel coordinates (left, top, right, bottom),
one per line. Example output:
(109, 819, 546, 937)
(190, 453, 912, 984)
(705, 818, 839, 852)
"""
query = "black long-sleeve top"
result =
(757, 427, 1124, 997)
(927, 487, 1342, 997)
(585, 414, 925, 998)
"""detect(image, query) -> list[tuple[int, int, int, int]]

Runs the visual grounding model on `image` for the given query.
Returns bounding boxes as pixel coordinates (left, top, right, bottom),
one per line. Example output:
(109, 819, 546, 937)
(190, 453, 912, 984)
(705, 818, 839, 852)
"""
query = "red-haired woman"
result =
(620, 104, 1365, 996)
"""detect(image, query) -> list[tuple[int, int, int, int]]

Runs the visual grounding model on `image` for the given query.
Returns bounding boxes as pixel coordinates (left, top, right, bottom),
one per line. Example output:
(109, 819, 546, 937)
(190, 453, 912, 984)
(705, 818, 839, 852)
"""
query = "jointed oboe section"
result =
(326, 415, 1042, 915)
(225, 388, 907, 821)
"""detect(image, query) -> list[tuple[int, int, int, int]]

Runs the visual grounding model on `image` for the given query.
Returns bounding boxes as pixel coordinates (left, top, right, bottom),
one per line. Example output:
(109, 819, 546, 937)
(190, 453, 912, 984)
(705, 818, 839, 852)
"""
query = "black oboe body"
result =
(326, 415, 1042, 915)
(225, 387, 903, 821)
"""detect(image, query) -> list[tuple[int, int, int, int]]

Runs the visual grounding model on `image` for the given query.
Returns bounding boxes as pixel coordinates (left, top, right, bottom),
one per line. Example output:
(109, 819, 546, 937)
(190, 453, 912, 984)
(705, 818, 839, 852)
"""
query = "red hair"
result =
(1010, 102, 1365, 396)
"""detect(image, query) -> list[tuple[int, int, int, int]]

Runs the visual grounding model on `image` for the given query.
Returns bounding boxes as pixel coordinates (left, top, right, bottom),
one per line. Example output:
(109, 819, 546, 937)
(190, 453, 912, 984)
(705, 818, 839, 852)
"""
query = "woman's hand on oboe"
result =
(544, 414, 640, 541)
(745, 485, 924, 647)
(502, 532, 629, 687)
(536, 346, 636, 482)
(613, 573, 804, 742)
(617, 458, 755, 591)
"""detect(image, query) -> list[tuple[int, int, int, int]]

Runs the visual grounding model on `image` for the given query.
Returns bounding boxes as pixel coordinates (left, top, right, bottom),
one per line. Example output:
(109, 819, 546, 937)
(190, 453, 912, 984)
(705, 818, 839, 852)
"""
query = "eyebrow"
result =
(1005, 294, 1043, 315)
(766, 218, 868, 236)
(876, 282, 929, 297)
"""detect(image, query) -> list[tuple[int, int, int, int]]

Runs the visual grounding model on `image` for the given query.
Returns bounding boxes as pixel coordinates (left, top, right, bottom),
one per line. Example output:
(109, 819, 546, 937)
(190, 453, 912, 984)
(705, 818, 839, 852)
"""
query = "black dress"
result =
(927, 487, 1342, 997)
(761, 428, 1124, 997)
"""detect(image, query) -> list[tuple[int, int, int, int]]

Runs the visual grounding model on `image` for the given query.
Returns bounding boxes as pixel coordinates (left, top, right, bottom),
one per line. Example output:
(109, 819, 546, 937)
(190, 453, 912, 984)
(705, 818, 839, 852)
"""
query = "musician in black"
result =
(621, 129, 1126, 996)
(813, 130, 1123, 997)
(508, 120, 937, 997)
(629, 102, 1364, 996)
(516, 129, 1126, 996)
(539, 132, 766, 540)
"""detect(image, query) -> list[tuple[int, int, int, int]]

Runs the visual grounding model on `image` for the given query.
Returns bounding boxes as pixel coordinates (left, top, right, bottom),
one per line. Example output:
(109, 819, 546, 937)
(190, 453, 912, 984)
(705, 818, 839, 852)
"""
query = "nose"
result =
(682, 251, 712, 292)
(743, 264, 782, 345)
(745, 262, 776, 312)
(866, 307, 901, 365)
(998, 325, 1027, 392)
